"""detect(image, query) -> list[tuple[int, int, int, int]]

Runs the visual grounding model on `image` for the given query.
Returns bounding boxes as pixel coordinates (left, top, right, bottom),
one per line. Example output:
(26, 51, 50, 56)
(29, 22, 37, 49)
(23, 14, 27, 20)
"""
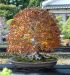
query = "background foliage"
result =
(0, 0, 44, 19)
(62, 17, 70, 39)
(0, 4, 18, 19)
(56, 16, 63, 31)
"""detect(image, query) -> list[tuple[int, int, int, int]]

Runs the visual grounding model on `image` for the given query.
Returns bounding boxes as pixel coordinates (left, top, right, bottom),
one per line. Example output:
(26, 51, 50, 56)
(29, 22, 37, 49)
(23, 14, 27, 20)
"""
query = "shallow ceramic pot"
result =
(11, 59, 57, 69)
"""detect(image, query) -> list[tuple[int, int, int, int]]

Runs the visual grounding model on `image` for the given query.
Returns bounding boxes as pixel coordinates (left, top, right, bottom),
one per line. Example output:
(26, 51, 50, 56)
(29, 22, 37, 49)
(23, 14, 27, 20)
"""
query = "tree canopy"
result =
(7, 8, 60, 54)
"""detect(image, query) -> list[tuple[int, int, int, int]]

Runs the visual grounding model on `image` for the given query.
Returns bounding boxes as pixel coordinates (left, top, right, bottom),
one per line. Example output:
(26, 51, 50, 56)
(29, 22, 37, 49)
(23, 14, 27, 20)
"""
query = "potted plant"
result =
(7, 8, 60, 68)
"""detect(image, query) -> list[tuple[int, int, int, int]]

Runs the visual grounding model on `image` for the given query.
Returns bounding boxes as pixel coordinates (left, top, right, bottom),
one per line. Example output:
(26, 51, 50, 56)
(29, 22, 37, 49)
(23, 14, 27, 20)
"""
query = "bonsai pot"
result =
(11, 60, 57, 69)
(10, 53, 57, 69)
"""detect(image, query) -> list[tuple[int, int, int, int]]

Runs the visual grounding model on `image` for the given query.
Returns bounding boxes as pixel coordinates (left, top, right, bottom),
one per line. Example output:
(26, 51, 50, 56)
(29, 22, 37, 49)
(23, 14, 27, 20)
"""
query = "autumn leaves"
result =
(7, 8, 60, 54)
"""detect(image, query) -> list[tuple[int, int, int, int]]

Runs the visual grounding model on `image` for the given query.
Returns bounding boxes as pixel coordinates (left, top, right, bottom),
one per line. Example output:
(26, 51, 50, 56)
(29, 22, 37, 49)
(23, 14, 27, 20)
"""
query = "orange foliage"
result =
(7, 8, 60, 54)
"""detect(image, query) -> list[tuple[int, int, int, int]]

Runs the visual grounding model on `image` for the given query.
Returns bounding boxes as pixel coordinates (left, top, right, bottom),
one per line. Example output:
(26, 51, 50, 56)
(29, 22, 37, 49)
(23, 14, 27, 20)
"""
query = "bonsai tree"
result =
(7, 8, 60, 54)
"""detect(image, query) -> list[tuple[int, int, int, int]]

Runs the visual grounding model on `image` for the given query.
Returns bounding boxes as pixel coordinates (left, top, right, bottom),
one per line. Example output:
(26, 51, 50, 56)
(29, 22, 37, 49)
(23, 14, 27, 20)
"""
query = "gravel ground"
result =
(57, 58, 70, 65)
(0, 59, 9, 64)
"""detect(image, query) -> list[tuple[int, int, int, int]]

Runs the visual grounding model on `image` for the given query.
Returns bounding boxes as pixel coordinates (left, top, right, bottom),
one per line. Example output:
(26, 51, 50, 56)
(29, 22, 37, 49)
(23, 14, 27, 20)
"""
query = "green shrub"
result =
(0, 4, 18, 19)
(0, 4, 16, 10)
(56, 16, 63, 31)
(0, 67, 12, 75)
(62, 17, 70, 39)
